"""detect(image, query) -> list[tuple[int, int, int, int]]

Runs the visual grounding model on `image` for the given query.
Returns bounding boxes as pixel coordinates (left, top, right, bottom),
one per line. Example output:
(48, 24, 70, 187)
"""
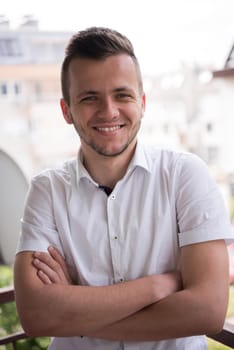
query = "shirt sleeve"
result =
(175, 153, 234, 247)
(16, 173, 63, 255)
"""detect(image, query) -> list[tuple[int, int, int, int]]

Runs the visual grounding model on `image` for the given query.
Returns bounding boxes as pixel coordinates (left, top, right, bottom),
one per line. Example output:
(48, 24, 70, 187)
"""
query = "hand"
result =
(32, 246, 73, 285)
(152, 270, 182, 301)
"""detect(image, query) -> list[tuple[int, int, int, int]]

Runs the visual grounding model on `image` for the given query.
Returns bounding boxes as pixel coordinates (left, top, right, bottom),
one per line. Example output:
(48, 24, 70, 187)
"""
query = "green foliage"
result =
(230, 196, 234, 220)
(207, 286, 234, 349)
(13, 337, 50, 350)
(227, 286, 234, 317)
(0, 265, 20, 337)
(207, 338, 231, 350)
(1, 266, 234, 349)
(0, 265, 13, 287)
(0, 265, 50, 350)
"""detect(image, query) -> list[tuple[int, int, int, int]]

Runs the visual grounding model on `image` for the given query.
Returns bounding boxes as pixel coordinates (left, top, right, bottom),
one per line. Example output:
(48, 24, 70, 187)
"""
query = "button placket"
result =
(107, 192, 123, 283)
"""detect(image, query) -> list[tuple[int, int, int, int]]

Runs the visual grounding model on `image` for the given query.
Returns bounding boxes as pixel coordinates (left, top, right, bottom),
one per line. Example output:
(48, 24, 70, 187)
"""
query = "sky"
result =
(1, 0, 234, 75)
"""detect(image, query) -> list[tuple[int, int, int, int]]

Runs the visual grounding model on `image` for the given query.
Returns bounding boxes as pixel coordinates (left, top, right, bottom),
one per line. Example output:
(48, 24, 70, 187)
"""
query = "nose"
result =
(98, 97, 120, 120)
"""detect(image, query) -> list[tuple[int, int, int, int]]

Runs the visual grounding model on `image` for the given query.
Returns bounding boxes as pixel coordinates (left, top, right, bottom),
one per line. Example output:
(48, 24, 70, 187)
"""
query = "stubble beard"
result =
(77, 121, 141, 158)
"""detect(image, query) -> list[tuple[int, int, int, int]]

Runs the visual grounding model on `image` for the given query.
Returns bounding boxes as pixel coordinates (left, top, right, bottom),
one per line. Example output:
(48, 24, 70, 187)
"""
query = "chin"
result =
(97, 144, 133, 158)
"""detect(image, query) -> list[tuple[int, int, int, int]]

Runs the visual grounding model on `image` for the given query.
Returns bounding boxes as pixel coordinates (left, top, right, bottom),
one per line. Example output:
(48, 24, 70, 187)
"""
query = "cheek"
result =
(129, 105, 144, 121)
(71, 107, 89, 124)
(76, 106, 95, 120)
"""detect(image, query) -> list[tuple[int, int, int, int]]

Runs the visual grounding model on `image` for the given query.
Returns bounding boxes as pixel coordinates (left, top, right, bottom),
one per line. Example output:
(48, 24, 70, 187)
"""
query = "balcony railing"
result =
(208, 320, 234, 348)
(1, 286, 234, 348)
(0, 286, 28, 349)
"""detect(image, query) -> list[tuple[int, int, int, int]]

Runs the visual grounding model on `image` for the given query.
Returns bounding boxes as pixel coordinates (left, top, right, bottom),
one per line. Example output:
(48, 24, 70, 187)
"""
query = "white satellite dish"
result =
(0, 150, 28, 265)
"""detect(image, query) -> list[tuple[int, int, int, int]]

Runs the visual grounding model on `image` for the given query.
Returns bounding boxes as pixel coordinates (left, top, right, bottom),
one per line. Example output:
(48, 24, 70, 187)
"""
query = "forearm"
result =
(88, 240, 230, 341)
(15, 275, 154, 336)
(14, 253, 180, 337)
(88, 286, 227, 341)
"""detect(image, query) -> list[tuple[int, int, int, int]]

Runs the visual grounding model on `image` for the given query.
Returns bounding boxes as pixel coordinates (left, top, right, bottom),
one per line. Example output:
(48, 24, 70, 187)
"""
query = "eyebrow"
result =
(76, 86, 135, 99)
(114, 86, 134, 93)
(77, 90, 98, 99)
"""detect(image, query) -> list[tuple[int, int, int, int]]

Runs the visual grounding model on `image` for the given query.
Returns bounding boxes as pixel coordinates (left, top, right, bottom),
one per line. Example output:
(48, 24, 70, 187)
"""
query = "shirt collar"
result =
(75, 141, 152, 186)
(127, 141, 152, 174)
(76, 150, 97, 186)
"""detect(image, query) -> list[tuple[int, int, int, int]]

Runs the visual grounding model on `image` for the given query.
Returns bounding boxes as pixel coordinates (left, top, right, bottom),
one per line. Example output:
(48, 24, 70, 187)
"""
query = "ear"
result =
(141, 93, 146, 118)
(60, 98, 73, 124)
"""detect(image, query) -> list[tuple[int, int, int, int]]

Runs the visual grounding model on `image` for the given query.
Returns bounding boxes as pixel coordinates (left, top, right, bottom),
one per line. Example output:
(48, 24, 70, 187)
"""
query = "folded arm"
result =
(14, 247, 181, 337)
(16, 239, 229, 341)
(90, 239, 229, 341)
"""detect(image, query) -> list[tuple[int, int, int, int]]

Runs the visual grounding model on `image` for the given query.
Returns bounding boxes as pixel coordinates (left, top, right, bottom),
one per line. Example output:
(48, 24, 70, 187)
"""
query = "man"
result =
(14, 27, 234, 350)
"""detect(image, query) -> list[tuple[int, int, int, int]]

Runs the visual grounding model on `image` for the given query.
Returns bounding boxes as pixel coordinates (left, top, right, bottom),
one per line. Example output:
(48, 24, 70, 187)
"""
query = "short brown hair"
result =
(61, 27, 143, 104)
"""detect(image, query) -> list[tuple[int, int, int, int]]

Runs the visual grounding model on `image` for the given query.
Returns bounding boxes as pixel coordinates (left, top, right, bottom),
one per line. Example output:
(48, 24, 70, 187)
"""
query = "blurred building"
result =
(211, 43, 234, 208)
(0, 15, 77, 178)
(139, 42, 234, 213)
(0, 16, 234, 214)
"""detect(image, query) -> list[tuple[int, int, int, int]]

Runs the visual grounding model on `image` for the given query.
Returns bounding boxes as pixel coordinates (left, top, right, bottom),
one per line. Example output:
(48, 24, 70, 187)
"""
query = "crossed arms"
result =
(14, 239, 229, 341)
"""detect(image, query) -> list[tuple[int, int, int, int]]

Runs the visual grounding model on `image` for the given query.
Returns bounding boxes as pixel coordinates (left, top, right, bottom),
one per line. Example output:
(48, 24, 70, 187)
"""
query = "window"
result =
(0, 38, 22, 57)
(0, 81, 22, 98)
(14, 83, 21, 95)
(206, 122, 213, 132)
(0, 82, 7, 95)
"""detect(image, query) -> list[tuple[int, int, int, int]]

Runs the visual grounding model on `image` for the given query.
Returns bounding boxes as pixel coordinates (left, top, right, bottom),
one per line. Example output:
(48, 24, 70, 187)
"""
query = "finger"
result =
(48, 246, 73, 284)
(33, 258, 60, 283)
(48, 246, 66, 268)
(47, 247, 70, 282)
(34, 251, 63, 278)
(33, 249, 73, 285)
(37, 270, 52, 285)
(34, 251, 57, 269)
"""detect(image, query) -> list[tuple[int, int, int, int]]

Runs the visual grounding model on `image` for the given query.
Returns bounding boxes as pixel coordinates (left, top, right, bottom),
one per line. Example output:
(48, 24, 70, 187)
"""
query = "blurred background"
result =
(0, 0, 234, 266)
(0, 2, 234, 349)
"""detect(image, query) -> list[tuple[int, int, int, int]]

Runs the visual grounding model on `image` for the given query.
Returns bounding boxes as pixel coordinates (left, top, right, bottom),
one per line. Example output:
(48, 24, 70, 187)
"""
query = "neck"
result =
(82, 143, 136, 189)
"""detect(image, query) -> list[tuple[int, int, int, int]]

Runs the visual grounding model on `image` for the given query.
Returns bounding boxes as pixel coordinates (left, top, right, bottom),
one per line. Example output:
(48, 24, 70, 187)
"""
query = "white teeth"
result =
(97, 126, 121, 132)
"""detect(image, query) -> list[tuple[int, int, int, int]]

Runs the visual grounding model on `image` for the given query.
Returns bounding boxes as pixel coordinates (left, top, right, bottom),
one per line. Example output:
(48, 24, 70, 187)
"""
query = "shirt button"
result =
(110, 194, 115, 200)
(114, 236, 118, 240)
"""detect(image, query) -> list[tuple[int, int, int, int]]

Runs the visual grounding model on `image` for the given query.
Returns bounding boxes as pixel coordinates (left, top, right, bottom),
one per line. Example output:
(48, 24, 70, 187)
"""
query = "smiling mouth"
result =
(94, 125, 123, 132)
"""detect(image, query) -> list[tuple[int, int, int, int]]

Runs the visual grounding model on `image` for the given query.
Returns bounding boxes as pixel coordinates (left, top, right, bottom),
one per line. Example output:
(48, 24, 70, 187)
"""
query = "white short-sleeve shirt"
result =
(17, 142, 234, 350)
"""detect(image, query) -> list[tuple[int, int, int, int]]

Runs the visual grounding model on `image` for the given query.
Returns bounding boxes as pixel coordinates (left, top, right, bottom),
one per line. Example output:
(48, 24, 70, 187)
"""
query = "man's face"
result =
(61, 54, 145, 159)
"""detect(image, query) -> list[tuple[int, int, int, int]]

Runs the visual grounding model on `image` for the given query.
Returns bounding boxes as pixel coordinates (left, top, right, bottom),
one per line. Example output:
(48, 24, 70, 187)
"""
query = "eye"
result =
(116, 92, 133, 100)
(80, 95, 98, 103)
